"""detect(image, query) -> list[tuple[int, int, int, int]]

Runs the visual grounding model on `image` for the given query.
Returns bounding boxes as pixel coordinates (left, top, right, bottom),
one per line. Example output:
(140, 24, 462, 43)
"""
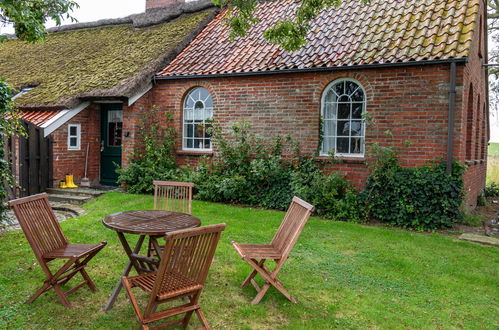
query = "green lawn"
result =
(0, 192, 498, 329)
(488, 143, 499, 183)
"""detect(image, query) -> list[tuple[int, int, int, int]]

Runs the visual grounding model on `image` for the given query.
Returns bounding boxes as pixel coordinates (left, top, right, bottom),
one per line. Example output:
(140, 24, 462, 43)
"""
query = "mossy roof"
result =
(161, 0, 480, 76)
(0, 9, 214, 108)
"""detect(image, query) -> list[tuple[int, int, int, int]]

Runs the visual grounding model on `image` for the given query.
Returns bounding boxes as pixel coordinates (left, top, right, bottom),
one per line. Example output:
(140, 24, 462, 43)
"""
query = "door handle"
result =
(100, 140, 104, 152)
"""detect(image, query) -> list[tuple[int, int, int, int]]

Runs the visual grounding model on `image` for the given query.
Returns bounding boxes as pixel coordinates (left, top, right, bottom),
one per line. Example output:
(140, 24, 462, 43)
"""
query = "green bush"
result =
(190, 122, 361, 220)
(361, 146, 465, 231)
(117, 107, 178, 193)
(484, 182, 499, 197)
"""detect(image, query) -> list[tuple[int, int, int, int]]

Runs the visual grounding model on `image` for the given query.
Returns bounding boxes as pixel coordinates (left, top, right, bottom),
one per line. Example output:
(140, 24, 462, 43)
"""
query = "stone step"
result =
(46, 187, 105, 198)
(48, 194, 93, 205)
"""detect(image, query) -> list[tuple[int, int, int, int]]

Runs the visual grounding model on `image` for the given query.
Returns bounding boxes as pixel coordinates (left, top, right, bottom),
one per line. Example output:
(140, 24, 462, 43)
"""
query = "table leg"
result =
(103, 234, 146, 311)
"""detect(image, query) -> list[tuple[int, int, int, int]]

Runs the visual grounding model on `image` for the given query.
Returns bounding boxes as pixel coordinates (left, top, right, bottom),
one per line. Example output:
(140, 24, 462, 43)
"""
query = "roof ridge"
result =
(44, 0, 214, 34)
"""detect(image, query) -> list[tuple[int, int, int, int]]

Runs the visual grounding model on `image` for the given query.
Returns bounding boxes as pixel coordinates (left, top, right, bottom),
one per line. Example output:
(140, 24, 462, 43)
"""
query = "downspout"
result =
(446, 62, 457, 174)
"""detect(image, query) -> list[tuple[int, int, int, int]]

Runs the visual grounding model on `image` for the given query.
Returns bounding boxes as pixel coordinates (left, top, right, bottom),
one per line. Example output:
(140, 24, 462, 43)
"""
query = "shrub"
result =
(117, 106, 178, 193)
(361, 146, 465, 231)
(191, 121, 361, 220)
(484, 182, 499, 197)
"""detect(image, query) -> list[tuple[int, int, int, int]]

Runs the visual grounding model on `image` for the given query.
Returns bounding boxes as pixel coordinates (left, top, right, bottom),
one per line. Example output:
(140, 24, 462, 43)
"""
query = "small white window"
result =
(68, 124, 81, 150)
(183, 87, 213, 151)
(321, 78, 366, 157)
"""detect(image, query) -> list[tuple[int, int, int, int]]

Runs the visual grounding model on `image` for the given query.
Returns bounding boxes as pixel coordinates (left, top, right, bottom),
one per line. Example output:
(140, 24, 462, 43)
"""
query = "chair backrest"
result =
(8, 193, 68, 264)
(153, 181, 194, 214)
(151, 224, 226, 298)
(271, 196, 315, 258)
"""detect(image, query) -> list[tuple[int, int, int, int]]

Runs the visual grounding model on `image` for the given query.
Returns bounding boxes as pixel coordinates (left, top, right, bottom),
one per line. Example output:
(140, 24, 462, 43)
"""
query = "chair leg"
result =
(80, 268, 97, 292)
(252, 283, 270, 305)
(53, 284, 72, 308)
(241, 259, 265, 288)
(26, 281, 50, 304)
(195, 308, 210, 329)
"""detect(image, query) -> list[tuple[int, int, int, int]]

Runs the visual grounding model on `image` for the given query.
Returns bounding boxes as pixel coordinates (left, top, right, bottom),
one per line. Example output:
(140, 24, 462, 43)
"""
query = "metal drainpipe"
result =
(446, 62, 457, 174)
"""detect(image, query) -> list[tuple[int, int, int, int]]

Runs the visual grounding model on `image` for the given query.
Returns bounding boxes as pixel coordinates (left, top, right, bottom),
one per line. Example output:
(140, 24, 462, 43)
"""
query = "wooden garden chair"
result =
(153, 181, 194, 214)
(148, 181, 195, 257)
(8, 193, 106, 308)
(122, 223, 226, 329)
(232, 196, 314, 305)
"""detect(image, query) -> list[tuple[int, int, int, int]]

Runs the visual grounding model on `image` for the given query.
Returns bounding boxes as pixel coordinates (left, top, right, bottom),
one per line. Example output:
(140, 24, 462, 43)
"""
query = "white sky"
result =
(0, 0, 498, 142)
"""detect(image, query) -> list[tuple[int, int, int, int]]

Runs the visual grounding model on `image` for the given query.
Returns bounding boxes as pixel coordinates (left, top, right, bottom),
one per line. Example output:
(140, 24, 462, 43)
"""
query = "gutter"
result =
(155, 57, 468, 80)
(446, 62, 457, 175)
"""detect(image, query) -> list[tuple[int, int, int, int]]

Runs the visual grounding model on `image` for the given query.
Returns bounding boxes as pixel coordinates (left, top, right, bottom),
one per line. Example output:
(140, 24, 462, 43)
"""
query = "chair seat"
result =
(233, 243, 282, 259)
(43, 244, 104, 259)
(128, 271, 203, 300)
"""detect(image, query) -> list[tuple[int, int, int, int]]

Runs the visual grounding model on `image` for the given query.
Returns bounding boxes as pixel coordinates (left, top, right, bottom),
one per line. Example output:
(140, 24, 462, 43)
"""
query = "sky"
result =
(0, 0, 498, 142)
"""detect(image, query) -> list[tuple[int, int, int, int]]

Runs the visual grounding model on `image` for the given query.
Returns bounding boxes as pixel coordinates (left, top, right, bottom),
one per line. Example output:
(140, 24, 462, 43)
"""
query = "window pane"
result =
(186, 138, 193, 149)
(193, 138, 202, 149)
(337, 121, 349, 136)
(350, 121, 362, 136)
(186, 124, 194, 138)
(335, 81, 345, 95)
(325, 89, 336, 102)
(352, 103, 363, 119)
(323, 119, 336, 137)
(336, 137, 349, 153)
(351, 88, 365, 101)
(69, 137, 77, 147)
(69, 126, 77, 136)
(323, 136, 334, 153)
(350, 137, 362, 154)
(345, 81, 358, 95)
(337, 103, 350, 119)
(338, 95, 349, 102)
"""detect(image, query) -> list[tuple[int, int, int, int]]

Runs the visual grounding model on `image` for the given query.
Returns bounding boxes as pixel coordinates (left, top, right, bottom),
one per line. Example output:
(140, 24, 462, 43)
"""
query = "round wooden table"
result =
(102, 210, 201, 311)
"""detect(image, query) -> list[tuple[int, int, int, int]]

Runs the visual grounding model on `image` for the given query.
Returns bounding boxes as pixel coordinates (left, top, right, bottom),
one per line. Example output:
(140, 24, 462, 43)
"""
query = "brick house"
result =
(0, 0, 217, 189)
(122, 0, 489, 208)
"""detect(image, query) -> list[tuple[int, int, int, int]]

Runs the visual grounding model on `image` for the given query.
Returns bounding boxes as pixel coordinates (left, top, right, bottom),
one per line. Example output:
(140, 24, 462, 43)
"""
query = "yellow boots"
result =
(59, 174, 78, 188)
(65, 174, 78, 188)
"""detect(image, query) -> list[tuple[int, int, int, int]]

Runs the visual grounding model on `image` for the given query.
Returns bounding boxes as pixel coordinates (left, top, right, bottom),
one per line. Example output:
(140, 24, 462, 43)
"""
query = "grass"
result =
(0, 192, 498, 329)
(488, 143, 499, 184)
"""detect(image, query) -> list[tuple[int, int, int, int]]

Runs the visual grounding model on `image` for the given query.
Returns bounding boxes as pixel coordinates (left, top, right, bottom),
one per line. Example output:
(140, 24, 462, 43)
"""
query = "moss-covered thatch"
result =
(0, 9, 215, 108)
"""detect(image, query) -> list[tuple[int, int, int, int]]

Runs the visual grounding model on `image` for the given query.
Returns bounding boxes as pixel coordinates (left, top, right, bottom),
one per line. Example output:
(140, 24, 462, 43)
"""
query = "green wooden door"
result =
(100, 104, 123, 185)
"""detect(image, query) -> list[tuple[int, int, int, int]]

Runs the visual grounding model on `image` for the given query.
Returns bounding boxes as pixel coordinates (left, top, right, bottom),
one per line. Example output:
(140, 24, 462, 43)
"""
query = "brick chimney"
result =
(146, 0, 185, 11)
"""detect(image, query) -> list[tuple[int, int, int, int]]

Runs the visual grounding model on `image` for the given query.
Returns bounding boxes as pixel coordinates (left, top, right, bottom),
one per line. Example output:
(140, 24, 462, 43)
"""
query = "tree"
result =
(0, 0, 78, 224)
(213, 0, 370, 52)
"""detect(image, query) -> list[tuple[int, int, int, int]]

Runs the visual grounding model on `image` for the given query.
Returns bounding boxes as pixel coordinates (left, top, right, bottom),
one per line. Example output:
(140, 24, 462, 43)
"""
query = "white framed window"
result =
(67, 124, 81, 150)
(321, 78, 366, 157)
(183, 87, 213, 151)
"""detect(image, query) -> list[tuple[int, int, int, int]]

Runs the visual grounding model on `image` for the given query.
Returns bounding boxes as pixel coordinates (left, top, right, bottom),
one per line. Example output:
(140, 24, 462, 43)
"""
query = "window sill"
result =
(315, 156, 366, 164)
(177, 150, 214, 157)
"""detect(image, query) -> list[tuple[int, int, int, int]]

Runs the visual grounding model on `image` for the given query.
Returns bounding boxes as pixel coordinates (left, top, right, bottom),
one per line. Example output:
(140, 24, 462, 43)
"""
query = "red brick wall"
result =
(127, 63, 464, 193)
(459, 0, 488, 208)
(51, 104, 101, 186)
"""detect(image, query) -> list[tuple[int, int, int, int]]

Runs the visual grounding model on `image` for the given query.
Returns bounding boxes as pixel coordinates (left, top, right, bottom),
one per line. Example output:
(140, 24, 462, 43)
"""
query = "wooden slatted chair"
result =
(8, 193, 106, 308)
(153, 181, 194, 214)
(122, 223, 226, 329)
(148, 181, 195, 258)
(232, 196, 314, 305)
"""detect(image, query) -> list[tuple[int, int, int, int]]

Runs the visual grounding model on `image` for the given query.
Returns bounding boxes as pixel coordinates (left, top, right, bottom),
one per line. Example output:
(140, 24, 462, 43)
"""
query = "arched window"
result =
(183, 87, 213, 150)
(321, 79, 366, 156)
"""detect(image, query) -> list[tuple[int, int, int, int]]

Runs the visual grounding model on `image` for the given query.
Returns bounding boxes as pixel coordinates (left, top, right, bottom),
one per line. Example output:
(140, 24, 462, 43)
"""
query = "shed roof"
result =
(159, 0, 479, 77)
(0, 5, 216, 109)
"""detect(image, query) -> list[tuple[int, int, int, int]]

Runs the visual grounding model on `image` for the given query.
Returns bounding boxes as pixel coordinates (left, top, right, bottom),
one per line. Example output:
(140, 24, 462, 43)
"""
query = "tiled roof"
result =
(160, 0, 479, 77)
(19, 110, 60, 126)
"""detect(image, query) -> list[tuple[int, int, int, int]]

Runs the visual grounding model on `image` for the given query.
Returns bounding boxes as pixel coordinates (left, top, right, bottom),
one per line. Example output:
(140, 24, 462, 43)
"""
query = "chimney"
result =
(146, 0, 185, 11)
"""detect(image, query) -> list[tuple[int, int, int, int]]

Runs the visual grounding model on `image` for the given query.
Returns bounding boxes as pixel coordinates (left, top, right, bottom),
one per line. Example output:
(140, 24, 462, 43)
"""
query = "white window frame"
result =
(182, 87, 213, 151)
(320, 78, 366, 157)
(67, 124, 81, 150)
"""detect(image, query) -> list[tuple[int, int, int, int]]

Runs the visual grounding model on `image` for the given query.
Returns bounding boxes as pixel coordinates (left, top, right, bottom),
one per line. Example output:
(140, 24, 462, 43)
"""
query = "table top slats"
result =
(103, 210, 201, 235)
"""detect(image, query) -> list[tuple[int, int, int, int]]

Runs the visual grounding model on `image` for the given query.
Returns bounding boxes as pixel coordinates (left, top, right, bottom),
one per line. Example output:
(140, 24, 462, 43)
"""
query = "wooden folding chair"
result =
(232, 196, 314, 305)
(122, 223, 226, 329)
(8, 193, 107, 308)
(148, 181, 195, 257)
(153, 181, 194, 214)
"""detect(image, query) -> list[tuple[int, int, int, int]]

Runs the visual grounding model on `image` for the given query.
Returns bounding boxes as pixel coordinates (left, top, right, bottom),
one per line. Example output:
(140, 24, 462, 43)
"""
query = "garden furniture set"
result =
(8, 181, 314, 329)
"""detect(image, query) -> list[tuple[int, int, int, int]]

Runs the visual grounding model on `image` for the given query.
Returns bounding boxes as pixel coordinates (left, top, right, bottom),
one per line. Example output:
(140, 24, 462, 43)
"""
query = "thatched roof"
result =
(0, 1, 217, 109)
